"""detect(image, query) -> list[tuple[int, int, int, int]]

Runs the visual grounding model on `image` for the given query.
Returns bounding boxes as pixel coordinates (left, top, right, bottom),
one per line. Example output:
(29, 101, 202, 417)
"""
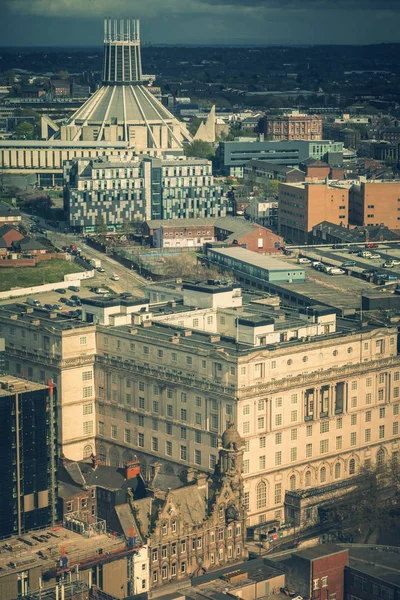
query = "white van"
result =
(298, 257, 311, 264)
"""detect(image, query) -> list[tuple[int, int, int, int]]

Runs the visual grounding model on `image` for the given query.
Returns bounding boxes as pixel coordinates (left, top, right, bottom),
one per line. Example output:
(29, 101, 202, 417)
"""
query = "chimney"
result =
(126, 456, 141, 480)
(92, 454, 101, 470)
(186, 467, 196, 484)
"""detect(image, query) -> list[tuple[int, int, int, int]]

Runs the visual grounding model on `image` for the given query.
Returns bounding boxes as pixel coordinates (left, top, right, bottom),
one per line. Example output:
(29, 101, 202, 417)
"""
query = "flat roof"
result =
(347, 546, 400, 586)
(82, 295, 149, 308)
(0, 375, 48, 397)
(0, 526, 124, 579)
(0, 304, 91, 331)
(209, 247, 304, 272)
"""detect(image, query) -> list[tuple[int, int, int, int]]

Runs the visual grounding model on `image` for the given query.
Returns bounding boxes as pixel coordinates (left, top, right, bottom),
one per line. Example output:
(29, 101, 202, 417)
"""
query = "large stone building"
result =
(262, 111, 323, 141)
(278, 180, 350, 243)
(64, 155, 227, 231)
(0, 281, 399, 527)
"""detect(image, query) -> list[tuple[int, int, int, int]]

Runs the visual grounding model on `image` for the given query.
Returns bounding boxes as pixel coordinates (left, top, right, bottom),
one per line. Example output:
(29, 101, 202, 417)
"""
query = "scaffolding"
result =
(63, 513, 106, 538)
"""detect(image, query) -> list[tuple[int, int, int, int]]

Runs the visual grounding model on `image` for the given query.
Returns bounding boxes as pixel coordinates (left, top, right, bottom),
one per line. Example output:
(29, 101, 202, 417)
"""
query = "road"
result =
(23, 214, 147, 297)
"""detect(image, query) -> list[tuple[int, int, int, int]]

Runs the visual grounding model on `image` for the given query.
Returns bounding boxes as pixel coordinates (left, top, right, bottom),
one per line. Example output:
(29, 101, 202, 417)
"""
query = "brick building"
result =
(278, 181, 350, 243)
(147, 216, 283, 253)
(350, 180, 400, 229)
(299, 159, 345, 180)
(263, 111, 323, 141)
(274, 544, 349, 600)
(0, 225, 23, 248)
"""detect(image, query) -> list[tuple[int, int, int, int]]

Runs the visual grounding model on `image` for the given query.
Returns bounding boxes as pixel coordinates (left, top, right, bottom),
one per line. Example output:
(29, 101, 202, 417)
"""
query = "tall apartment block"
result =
(278, 180, 350, 243)
(263, 111, 323, 141)
(0, 285, 399, 527)
(64, 156, 228, 232)
(0, 375, 57, 537)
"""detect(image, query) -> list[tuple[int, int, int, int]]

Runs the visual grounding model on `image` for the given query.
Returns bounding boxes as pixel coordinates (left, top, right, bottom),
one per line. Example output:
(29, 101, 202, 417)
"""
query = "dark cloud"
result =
(1, 0, 400, 45)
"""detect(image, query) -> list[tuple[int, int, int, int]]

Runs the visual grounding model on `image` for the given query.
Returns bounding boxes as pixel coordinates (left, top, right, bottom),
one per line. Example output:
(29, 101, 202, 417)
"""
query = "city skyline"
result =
(2, 0, 400, 46)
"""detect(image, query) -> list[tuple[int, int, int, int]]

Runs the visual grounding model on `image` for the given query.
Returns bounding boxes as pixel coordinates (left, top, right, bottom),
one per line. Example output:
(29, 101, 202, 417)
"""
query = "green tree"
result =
(122, 218, 132, 236)
(95, 215, 108, 238)
(14, 121, 35, 140)
(184, 140, 215, 160)
(57, 70, 70, 80)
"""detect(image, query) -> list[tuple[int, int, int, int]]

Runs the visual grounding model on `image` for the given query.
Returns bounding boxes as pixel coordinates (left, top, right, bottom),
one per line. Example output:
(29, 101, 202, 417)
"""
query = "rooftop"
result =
(347, 546, 400, 586)
(0, 375, 49, 397)
(209, 246, 304, 272)
(0, 526, 125, 579)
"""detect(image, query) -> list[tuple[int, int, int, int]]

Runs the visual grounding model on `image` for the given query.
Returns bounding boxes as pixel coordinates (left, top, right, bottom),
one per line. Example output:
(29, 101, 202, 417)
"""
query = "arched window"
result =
(320, 467, 326, 483)
(349, 458, 356, 474)
(335, 463, 341, 479)
(376, 449, 385, 469)
(110, 448, 120, 468)
(98, 445, 107, 465)
(305, 471, 311, 487)
(256, 481, 267, 509)
(83, 444, 93, 459)
(289, 475, 296, 491)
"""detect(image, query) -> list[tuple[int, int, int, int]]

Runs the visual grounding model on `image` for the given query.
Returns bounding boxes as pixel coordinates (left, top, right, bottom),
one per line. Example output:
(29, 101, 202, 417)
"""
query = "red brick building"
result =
(147, 216, 283, 253)
(263, 111, 323, 141)
(277, 544, 349, 600)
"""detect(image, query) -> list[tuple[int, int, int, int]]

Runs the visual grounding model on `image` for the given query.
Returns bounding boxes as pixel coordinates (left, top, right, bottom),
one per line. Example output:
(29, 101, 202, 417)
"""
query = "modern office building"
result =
(278, 180, 350, 243)
(0, 375, 57, 538)
(64, 155, 227, 231)
(262, 111, 323, 141)
(0, 284, 399, 527)
(216, 140, 344, 177)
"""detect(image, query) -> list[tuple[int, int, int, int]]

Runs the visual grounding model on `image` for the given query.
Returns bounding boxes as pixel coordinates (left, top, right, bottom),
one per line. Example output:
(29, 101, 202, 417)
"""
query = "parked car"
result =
(26, 297, 41, 307)
(342, 261, 356, 267)
(44, 304, 53, 310)
(68, 286, 80, 292)
(52, 304, 62, 310)
(348, 248, 359, 254)
(387, 275, 398, 281)
(110, 274, 120, 281)
(97, 267, 105, 273)
(366, 243, 379, 248)
(66, 300, 78, 307)
(382, 261, 395, 268)
(71, 295, 81, 301)
(358, 251, 372, 258)
(55, 288, 66, 294)
(391, 259, 400, 265)
(120, 292, 133, 298)
(369, 253, 381, 259)
(59, 297, 68, 303)
(332, 244, 344, 249)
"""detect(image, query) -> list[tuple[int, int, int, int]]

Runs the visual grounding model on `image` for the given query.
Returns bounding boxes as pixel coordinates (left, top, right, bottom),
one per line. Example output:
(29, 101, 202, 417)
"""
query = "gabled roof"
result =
(16, 237, 46, 250)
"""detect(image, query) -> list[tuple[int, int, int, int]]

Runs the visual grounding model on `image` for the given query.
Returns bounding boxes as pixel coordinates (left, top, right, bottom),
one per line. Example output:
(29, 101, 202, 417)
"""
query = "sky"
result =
(1, 0, 400, 46)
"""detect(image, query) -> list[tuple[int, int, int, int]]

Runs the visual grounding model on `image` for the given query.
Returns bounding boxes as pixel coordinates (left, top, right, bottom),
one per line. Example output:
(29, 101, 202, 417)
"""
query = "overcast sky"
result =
(2, 0, 400, 46)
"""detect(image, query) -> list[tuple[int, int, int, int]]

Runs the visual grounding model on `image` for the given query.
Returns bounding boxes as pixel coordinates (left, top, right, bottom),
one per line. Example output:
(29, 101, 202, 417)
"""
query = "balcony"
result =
(304, 415, 314, 422)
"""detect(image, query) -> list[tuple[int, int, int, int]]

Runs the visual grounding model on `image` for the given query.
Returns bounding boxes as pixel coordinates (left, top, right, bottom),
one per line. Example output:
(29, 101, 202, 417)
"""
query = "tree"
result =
(122, 218, 132, 236)
(184, 140, 215, 160)
(187, 117, 203, 137)
(95, 215, 108, 238)
(14, 121, 35, 140)
(57, 70, 70, 80)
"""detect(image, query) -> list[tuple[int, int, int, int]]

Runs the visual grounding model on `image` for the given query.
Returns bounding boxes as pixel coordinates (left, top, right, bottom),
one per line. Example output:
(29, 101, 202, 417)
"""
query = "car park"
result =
(68, 286, 80, 292)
